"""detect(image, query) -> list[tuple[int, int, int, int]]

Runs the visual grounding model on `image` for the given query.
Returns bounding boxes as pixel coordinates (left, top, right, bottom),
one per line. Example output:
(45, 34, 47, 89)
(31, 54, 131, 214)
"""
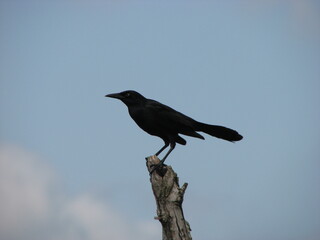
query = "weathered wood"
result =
(146, 155, 192, 240)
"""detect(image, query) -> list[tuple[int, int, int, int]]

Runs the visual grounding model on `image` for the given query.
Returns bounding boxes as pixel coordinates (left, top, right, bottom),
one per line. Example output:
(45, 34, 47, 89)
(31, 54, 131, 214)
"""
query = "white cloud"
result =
(63, 195, 134, 240)
(0, 144, 160, 240)
(0, 145, 51, 235)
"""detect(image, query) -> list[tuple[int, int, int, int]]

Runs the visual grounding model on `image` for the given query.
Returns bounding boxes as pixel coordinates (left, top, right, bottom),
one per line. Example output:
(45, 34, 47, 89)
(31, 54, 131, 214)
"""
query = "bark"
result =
(146, 155, 192, 240)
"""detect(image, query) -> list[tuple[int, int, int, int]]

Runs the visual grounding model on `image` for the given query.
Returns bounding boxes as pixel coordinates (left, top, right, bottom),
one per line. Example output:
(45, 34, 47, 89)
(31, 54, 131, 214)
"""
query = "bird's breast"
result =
(128, 107, 162, 136)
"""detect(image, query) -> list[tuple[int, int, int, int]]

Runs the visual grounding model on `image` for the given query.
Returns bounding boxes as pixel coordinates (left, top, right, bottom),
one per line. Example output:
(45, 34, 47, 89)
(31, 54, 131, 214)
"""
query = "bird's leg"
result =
(160, 142, 175, 164)
(150, 142, 176, 174)
(155, 142, 169, 156)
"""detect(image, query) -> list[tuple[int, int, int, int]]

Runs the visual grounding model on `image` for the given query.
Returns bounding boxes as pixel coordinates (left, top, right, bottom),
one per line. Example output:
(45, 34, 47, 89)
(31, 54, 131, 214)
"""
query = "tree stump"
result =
(146, 155, 192, 240)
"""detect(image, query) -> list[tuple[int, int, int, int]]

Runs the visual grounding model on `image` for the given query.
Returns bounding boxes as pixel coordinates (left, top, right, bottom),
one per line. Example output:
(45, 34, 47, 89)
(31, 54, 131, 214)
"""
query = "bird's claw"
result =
(149, 161, 166, 175)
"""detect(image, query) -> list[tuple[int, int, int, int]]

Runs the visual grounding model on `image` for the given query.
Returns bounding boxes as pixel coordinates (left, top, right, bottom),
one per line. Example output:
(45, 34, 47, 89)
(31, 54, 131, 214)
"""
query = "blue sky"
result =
(1, 1, 320, 240)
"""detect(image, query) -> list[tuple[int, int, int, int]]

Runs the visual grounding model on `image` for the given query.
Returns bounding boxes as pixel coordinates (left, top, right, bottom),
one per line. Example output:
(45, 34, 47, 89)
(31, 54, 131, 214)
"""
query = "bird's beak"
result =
(105, 93, 123, 99)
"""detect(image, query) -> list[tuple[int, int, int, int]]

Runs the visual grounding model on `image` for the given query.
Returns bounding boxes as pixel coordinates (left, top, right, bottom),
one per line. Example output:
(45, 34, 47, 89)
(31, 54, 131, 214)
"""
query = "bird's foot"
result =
(145, 155, 167, 176)
(149, 160, 166, 175)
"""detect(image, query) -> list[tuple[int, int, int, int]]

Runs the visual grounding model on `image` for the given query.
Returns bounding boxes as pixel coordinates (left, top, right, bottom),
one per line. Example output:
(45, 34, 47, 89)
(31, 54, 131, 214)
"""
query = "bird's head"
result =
(105, 90, 146, 106)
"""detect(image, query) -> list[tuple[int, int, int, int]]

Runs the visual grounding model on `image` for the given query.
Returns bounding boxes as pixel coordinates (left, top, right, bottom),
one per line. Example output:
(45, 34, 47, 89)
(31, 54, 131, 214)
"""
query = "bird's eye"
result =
(125, 92, 131, 97)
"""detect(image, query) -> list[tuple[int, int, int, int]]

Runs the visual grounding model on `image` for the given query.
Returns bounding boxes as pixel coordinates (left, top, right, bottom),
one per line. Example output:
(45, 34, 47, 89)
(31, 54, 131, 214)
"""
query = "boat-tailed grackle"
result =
(105, 90, 243, 168)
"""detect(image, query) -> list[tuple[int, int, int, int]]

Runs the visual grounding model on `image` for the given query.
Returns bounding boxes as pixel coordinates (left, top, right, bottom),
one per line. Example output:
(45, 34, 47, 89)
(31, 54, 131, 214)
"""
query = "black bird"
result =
(106, 90, 242, 165)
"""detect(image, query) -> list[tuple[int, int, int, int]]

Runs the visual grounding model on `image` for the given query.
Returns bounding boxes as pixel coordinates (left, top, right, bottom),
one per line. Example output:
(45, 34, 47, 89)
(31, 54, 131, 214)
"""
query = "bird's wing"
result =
(146, 100, 193, 124)
(145, 100, 204, 139)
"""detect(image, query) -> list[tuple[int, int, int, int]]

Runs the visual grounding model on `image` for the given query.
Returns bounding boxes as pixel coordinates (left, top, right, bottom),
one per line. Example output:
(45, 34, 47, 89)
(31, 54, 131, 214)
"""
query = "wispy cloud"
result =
(289, 0, 320, 37)
(0, 145, 160, 240)
(243, 0, 320, 36)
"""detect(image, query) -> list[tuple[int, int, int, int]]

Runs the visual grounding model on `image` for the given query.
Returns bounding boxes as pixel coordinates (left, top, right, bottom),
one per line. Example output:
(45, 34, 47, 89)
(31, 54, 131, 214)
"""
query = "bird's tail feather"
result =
(175, 135, 187, 145)
(196, 122, 243, 142)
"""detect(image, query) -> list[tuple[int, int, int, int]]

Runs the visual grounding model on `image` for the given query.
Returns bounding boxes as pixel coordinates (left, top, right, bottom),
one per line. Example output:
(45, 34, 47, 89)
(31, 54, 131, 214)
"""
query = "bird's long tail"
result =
(196, 122, 243, 142)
